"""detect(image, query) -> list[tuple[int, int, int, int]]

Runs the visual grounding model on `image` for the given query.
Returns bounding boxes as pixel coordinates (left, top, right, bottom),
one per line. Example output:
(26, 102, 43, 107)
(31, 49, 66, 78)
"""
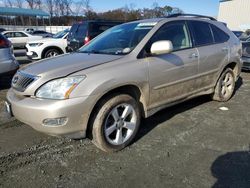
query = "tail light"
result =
(0, 38, 11, 48)
(84, 36, 90, 44)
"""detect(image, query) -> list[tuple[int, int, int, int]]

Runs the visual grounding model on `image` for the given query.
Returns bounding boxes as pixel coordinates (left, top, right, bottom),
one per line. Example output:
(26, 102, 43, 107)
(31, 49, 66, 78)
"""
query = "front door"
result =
(146, 21, 199, 109)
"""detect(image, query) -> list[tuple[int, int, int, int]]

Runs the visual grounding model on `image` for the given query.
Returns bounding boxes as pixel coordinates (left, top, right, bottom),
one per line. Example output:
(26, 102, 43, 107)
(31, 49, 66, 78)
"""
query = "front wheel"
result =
(91, 94, 141, 152)
(44, 49, 60, 58)
(212, 68, 235, 102)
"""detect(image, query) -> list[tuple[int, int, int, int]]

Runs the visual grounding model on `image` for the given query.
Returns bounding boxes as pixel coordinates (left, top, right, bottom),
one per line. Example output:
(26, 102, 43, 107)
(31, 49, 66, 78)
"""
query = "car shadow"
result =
(134, 76, 243, 143)
(0, 75, 12, 91)
(134, 94, 211, 143)
(234, 76, 243, 93)
(211, 151, 250, 188)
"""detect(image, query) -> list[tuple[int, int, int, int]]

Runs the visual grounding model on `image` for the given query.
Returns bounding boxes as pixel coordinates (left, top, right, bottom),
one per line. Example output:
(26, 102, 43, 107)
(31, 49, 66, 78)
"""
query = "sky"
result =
(91, 0, 220, 17)
(0, 0, 220, 17)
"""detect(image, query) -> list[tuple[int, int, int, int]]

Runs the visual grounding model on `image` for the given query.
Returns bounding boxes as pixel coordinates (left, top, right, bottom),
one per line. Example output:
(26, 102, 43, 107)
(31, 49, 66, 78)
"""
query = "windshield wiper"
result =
(79, 50, 101, 54)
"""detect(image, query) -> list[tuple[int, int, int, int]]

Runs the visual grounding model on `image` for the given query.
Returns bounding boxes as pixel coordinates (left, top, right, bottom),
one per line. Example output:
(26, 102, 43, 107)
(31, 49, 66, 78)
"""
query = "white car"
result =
(26, 29, 69, 60)
(2, 31, 42, 48)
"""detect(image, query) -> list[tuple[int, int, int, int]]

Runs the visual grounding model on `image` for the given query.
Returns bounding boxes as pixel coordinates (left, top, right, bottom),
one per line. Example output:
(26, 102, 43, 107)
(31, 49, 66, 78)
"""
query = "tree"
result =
(83, 0, 92, 19)
(73, 1, 83, 16)
(15, 0, 23, 8)
(35, 0, 42, 9)
(46, 0, 54, 17)
(25, 0, 35, 9)
(4, 0, 13, 7)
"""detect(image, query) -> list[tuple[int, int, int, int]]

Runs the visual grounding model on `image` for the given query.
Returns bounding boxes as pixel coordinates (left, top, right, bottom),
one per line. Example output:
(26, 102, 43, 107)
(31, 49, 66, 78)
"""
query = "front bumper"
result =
(242, 56, 250, 70)
(26, 46, 41, 60)
(6, 88, 96, 138)
(26, 51, 40, 60)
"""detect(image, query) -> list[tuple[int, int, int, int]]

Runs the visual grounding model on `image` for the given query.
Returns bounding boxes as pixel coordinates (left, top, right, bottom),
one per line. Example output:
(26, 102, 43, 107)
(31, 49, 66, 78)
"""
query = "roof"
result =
(0, 7, 50, 17)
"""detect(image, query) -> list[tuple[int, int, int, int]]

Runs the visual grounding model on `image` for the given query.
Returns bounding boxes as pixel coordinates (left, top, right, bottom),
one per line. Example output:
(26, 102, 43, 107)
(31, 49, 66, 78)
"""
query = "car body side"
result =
(6, 17, 242, 138)
(26, 36, 68, 60)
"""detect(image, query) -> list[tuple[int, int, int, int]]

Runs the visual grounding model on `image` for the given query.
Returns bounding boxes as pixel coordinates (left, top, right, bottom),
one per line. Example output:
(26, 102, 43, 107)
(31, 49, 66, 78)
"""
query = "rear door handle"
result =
(222, 47, 229, 52)
(189, 53, 199, 58)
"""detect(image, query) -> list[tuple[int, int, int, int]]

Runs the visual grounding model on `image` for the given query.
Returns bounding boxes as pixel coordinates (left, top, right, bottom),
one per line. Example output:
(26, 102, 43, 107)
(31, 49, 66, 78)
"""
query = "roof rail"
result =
(166, 13, 217, 21)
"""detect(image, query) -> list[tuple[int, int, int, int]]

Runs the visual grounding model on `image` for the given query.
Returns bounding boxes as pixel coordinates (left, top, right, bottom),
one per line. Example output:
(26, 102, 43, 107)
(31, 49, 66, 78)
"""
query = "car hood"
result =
(28, 38, 61, 43)
(20, 53, 123, 78)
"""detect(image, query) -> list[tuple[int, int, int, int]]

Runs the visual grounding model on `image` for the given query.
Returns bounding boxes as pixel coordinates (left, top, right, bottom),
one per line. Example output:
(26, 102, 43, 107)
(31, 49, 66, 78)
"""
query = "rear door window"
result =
(75, 24, 87, 39)
(4, 32, 14, 38)
(210, 24, 230, 43)
(15, 32, 27, 37)
(189, 21, 214, 46)
(68, 23, 80, 39)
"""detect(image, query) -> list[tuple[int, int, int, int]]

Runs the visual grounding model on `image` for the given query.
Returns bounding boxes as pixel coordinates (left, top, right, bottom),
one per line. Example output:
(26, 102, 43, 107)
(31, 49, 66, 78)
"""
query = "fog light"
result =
(42, 117, 68, 127)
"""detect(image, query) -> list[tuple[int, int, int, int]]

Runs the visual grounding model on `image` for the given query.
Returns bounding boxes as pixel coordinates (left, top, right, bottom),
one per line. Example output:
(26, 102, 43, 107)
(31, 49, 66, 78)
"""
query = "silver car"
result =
(0, 33, 19, 83)
(6, 14, 242, 152)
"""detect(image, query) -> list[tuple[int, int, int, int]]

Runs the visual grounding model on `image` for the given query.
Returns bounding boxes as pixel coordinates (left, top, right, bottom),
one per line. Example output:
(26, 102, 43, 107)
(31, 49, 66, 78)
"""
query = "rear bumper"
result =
(6, 88, 97, 138)
(242, 56, 250, 70)
(0, 59, 19, 77)
(0, 67, 19, 77)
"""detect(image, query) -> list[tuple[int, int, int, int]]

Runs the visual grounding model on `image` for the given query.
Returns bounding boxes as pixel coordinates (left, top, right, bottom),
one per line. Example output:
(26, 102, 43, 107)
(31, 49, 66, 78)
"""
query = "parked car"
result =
(0, 28, 6, 33)
(232, 30, 244, 38)
(32, 30, 53, 38)
(24, 28, 34, 34)
(6, 14, 242, 152)
(2, 31, 43, 48)
(26, 29, 69, 60)
(67, 20, 123, 52)
(0, 33, 19, 79)
(241, 41, 250, 70)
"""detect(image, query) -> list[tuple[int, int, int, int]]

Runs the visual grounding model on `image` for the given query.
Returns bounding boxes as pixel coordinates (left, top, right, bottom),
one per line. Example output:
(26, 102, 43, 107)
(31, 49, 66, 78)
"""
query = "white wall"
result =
(0, 25, 70, 33)
(218, 0, 250, 31)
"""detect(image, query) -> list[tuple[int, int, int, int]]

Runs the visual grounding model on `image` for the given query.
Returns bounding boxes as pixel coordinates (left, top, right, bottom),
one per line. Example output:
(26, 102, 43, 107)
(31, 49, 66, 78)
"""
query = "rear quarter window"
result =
(210, 24, 230, 43)
(189, 21, 214, 46)
(68, 23, 84, 39)
(75, 24, 87, 38)
(89, 23, 118, 38)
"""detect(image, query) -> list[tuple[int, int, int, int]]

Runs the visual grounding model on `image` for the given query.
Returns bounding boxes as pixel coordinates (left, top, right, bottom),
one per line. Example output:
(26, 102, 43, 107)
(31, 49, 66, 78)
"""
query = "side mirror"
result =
(150, 40, 173, 55)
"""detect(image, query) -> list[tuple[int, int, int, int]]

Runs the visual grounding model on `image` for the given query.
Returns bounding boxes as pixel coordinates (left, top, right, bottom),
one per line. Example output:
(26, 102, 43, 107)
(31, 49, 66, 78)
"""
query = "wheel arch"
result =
(86, 84, 147, 137)
(42, 46, 64, 58)
(225, 62, 240, 79)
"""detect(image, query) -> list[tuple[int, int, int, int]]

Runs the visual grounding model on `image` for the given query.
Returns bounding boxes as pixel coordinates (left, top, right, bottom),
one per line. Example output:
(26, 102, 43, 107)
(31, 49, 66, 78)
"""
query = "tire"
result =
(212, 68, 235, 102)
(91, 94, 141, 152)
(44, 49, 60, 58)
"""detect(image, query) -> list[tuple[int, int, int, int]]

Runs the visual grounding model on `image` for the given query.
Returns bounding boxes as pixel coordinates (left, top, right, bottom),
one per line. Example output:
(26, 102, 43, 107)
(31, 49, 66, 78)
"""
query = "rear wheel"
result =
(44, 49, 60, 58)
(212, 68, 235, 102)
(91, 94, 141, 152)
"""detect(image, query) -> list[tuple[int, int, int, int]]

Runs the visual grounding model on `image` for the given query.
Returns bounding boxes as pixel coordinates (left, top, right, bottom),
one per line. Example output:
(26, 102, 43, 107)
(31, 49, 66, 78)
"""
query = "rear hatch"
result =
(67, 23, 87, 52)
(67, 21, 123, 52)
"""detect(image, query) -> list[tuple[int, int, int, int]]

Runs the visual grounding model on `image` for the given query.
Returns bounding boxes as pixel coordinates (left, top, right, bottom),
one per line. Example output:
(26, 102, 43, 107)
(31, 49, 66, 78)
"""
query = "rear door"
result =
(3, 32, 16, 47)
(14, 32, 28, 48)
(146, 21, 199, 108)
(188, 21, 229, 89)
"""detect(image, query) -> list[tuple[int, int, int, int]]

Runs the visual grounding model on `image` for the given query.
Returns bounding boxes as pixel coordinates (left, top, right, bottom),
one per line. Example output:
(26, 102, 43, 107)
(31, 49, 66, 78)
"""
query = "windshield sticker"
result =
(137, 22, 157, 27)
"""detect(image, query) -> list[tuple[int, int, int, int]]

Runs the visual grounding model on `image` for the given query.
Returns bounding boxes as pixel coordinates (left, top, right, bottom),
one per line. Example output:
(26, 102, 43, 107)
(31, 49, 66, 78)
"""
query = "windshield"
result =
(79, 22, 155, 55)
(53, 29, 69, 39)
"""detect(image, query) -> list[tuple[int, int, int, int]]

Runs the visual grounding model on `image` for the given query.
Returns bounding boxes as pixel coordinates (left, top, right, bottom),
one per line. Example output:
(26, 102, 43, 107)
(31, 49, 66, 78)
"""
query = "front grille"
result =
(11, 71, 38, 92)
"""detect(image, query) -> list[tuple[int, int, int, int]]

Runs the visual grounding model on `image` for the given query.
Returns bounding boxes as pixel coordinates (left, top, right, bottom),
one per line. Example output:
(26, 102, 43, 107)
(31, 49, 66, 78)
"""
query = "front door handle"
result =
(189, 53, 199, 58)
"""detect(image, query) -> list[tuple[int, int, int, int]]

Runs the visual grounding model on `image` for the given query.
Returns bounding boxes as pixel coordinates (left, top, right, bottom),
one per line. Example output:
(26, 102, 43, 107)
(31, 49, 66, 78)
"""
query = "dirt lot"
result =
(0, 65, 250, 187)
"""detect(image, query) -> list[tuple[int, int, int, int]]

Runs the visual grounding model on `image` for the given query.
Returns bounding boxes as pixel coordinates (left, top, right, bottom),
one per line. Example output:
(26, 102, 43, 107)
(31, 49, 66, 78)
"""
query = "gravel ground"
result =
(0, 63, 250, 187)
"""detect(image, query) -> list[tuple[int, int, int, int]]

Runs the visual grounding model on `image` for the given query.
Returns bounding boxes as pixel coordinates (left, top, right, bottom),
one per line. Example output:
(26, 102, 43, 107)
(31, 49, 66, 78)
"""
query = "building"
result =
(218, 0, 250, 31)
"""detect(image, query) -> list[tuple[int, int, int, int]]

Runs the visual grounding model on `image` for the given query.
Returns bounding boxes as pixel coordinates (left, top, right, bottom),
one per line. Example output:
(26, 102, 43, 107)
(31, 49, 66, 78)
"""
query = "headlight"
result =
(29, 43, 43, 47)
(36, 76, 86, 99)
